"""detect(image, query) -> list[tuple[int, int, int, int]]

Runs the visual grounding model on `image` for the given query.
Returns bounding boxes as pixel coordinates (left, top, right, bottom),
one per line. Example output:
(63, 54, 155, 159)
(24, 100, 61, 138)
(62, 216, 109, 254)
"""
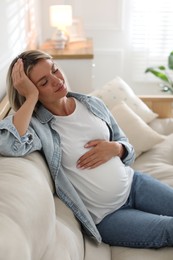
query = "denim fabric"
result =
(0, 92, 135, 243)
(97, 172, 173, 248)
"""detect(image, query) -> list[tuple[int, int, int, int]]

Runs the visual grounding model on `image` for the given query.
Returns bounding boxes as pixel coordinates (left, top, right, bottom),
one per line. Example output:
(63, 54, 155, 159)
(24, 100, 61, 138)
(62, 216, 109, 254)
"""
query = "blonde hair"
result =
(7, 50, 52, 111)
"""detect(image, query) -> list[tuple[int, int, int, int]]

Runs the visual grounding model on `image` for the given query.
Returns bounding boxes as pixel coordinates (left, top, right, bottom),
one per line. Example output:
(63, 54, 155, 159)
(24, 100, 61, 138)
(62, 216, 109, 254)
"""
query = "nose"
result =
(51, 74, 63, 86)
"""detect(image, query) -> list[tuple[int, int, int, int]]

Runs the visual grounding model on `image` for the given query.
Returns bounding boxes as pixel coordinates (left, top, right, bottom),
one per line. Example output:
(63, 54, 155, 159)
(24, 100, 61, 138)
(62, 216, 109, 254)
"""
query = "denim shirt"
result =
(0, 92, 135, 243)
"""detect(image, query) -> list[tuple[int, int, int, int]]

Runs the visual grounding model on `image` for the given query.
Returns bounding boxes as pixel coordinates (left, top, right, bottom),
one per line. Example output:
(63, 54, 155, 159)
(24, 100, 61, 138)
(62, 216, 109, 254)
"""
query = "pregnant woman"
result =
(1, 50, 173, 248)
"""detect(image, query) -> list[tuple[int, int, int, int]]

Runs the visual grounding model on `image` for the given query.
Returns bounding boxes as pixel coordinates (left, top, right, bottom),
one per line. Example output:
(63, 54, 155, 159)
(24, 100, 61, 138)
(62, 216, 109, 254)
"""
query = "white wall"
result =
(41, 0, 126, 90)
(0, 0, 166, 100)
(0, 0, 40, 101)
(40, 0, 165, 95)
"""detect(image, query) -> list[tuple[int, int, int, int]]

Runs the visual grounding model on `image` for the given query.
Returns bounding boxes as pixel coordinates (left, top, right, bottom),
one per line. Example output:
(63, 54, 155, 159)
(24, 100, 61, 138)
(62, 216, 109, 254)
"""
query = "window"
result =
(127, 0, 173, 83)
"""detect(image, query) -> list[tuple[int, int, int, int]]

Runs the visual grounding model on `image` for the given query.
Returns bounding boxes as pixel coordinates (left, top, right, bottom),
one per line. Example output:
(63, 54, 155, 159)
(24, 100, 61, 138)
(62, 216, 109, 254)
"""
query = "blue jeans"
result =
(96, 172, 173, 248)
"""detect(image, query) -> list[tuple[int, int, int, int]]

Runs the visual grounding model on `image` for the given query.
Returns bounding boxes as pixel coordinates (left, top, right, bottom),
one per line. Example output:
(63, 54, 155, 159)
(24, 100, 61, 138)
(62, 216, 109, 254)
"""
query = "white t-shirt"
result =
(52, 99, 134, 224)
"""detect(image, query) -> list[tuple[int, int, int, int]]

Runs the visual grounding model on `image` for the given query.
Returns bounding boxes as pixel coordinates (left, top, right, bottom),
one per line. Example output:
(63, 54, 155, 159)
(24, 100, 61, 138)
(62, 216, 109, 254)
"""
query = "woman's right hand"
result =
(12, 58, 39, 100)
(12, 59, 39, 136)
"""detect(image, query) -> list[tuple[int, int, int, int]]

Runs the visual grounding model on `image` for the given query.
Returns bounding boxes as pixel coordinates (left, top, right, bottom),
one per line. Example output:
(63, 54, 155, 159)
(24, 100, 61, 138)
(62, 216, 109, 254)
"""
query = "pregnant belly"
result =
(70, 156, 131, 205)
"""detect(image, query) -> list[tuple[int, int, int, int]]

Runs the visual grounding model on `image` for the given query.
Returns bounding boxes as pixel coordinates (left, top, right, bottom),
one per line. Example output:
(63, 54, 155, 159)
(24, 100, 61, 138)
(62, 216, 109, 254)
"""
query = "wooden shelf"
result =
(39, 39, 94, 60)
(139, 95, 173, 118)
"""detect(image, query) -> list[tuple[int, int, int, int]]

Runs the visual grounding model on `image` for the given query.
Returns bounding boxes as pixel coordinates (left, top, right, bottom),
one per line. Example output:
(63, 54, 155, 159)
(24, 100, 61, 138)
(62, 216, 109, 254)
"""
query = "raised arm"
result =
(12, 59, 39, 136)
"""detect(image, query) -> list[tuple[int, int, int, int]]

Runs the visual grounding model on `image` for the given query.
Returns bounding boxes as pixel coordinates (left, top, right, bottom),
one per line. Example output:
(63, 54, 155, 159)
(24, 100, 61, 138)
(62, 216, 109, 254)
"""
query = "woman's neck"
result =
(44, 97, 76, 116)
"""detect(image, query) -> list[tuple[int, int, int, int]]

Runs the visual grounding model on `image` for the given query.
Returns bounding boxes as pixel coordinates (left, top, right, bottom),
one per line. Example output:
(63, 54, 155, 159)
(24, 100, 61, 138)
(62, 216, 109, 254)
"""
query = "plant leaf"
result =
(168, 51, 173, 69)
(145, 68, 170, 83)
(158, 66, 166, 70)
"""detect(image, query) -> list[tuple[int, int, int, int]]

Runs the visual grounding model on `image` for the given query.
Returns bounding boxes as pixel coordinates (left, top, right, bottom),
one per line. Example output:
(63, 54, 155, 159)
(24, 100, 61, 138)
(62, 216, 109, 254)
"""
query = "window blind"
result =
(128, 0, 173, 82)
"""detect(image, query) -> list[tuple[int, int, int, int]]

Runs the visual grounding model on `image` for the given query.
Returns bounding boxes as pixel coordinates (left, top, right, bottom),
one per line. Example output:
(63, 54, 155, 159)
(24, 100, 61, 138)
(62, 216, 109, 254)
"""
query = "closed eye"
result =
(41, 79, 48, 86)
(52, 64, 59, 74)
(53, 69, 59, 74)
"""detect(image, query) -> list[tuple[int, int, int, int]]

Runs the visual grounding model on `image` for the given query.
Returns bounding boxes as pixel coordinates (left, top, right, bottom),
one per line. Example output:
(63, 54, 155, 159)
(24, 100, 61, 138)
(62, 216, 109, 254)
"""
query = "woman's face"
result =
(29, 58, 68, 105)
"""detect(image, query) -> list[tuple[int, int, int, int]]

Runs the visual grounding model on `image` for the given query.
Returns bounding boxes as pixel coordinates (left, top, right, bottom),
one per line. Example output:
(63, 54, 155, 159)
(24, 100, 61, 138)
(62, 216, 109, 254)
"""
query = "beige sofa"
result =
(1, 77, 173, 260)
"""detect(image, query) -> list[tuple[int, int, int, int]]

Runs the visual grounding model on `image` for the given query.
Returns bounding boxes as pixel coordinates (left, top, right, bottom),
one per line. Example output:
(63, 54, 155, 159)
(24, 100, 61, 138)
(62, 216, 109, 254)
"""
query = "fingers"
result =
(84, 139, 101, 148)
(11, 59, 39, 99)
(77, 154, 103, 169)
(77, 140, 100, 168)
(77, 140, 116, 169)
(77, 145, 107, 169)
(12, 58, 24, 87)
(78, 159, 103, 169)
(77, 150, 96, 168)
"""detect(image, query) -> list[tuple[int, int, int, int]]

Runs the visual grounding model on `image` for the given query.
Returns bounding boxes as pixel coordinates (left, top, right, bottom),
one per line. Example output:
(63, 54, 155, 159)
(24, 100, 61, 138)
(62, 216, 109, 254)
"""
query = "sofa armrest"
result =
(0, 152, 56, 259)
(0, 95, 10, 120)
(138, 95, 173, 118)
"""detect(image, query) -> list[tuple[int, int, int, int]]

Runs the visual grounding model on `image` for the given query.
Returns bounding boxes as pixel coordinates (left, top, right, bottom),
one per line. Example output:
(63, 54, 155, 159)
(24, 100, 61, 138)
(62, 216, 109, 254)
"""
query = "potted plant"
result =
(145, 51, 173, 93)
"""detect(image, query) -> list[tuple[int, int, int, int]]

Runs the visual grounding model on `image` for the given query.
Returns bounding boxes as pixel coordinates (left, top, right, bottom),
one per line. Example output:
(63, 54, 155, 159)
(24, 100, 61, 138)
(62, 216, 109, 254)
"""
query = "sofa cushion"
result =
(0, 154, 56, 260)
(43, 197, 84, 260)
(133, 133, 173, 187)
(54, 198, 84, 260)
(0, 153, 56, 259)
(111, 102, 165, 158)
(149, 117, 173, 135)
(90, 77, 158, 123)
(25, 152, 55, 193)
(84, 236, 111, 260)
(0, 151, 85, 260)
(111, 246, 173, 260)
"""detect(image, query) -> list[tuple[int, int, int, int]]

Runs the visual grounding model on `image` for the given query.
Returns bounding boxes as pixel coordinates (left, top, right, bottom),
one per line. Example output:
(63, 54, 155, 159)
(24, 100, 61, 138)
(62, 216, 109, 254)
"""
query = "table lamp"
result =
(50, 5, 72, 49)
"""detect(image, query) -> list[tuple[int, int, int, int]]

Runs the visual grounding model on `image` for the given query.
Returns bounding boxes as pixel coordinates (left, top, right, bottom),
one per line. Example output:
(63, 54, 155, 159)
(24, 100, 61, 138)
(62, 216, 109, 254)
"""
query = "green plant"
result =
(145, 51, 173, 93)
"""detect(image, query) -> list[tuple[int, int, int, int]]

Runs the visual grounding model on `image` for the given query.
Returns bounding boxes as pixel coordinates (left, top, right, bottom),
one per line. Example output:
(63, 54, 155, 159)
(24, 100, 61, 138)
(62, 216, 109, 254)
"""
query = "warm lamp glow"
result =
(49, 5, 73, 49)
(50, 5, 72, 29)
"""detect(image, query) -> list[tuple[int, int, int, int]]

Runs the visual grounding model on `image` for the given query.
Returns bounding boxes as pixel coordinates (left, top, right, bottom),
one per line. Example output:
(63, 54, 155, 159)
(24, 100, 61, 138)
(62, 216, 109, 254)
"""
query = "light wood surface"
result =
(0, 95, 10, 120)
(39, 39, 94, 59)
(138, 95, 173, 118)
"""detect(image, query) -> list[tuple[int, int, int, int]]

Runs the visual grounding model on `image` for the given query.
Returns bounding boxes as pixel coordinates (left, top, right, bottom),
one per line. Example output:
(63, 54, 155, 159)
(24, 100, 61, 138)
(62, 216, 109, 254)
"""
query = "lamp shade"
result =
(50, 5, 72, 28)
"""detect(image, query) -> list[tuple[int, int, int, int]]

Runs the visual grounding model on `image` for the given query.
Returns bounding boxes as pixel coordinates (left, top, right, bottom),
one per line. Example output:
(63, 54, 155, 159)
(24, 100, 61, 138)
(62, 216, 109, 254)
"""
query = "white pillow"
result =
(133, 133, 173, 187)
(149, 118, 173, 135)
(111, 102, 165, 158)
(90, 77, 158, 123)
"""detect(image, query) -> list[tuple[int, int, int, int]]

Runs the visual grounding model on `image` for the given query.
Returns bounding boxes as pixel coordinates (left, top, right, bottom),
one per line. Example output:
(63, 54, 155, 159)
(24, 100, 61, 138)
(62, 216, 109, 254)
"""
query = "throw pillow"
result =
(111, 102, 165, 158)
(133, 133, 173, 187)
(90, 77, 158, 123)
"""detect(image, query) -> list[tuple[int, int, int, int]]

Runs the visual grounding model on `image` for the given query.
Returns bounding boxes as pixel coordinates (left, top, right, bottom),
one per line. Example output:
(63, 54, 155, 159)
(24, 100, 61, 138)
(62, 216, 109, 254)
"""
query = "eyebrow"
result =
(36, 63, 55, 85)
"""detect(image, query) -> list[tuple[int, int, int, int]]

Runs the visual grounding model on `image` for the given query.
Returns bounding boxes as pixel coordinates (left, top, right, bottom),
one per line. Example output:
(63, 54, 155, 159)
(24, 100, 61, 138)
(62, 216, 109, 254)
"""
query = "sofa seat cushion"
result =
(133, 133, 173, 187)
(84, 237, 111, 260)
(111, 246, 173, 260)
(42, 197, 84, 260)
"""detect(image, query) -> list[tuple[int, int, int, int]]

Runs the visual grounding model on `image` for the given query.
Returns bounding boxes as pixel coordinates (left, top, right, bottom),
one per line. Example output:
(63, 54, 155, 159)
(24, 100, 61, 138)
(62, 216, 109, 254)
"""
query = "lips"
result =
(55, 79, 65, 92)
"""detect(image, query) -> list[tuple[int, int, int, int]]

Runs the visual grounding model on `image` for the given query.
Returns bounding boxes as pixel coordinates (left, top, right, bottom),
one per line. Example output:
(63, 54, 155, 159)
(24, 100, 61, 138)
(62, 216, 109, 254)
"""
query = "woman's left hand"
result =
(76, 139, 124, 169)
